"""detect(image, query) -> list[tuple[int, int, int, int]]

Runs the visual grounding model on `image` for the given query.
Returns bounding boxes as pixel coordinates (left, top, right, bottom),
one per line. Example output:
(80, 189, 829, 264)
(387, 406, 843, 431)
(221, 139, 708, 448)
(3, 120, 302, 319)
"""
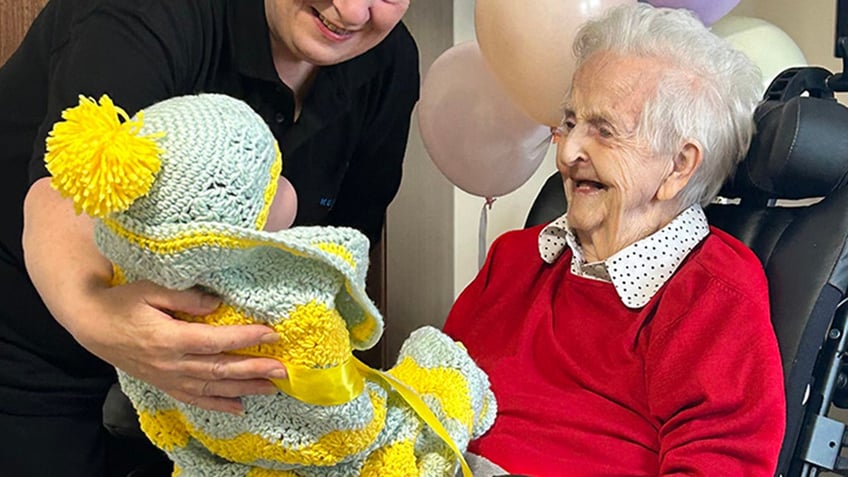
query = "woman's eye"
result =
(551, 120, 575, 144)
(551, 126, 563, 143)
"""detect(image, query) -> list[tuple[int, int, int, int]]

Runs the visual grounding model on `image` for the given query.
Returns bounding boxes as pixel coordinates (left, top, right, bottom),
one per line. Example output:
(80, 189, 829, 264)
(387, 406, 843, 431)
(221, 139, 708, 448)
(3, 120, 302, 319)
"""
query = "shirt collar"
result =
(538, 205, 710, 309)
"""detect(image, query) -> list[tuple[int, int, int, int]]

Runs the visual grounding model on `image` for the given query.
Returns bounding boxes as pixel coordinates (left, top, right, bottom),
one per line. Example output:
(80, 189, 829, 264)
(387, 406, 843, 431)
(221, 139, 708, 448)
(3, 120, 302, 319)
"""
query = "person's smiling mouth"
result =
(312, 8, 353, 37)
(573, 178, 607, 192)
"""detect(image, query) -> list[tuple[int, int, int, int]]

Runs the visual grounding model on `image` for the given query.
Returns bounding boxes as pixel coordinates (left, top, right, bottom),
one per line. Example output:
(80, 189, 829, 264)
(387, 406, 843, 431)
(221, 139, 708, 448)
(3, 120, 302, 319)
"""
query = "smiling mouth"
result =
(312, 8, 353, 36)
(574, 179, 607, 191)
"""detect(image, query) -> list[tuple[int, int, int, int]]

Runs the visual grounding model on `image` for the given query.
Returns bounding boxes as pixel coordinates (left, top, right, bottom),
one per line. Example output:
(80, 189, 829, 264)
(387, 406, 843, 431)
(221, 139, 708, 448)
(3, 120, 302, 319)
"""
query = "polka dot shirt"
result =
(538, 205, 710, 309)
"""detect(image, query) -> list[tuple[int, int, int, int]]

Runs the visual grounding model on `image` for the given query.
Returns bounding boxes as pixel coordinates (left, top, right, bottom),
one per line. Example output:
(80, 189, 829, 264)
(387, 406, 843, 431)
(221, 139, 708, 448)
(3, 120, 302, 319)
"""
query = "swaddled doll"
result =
(44, 93, 496, 477)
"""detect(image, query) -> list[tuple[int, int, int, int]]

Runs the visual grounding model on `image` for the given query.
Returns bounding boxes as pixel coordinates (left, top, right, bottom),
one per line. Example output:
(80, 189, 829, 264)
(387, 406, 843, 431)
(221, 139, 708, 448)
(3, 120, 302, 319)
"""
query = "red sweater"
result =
(443, 225, 785, 476)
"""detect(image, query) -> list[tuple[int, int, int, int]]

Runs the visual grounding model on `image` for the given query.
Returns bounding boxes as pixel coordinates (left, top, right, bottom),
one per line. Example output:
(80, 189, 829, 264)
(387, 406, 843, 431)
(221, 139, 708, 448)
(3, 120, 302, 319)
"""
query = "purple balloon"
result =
(639, 0, 740, 26)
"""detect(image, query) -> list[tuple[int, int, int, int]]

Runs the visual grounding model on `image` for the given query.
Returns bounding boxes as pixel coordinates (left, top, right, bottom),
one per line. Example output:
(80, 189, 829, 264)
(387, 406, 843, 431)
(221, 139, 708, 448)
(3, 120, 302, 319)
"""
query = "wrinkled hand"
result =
(73, 280, 287, 414)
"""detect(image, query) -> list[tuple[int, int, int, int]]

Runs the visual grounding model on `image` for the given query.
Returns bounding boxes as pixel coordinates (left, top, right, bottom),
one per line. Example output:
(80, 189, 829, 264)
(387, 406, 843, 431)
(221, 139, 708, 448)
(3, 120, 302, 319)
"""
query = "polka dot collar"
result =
(538, 205, 710, 309)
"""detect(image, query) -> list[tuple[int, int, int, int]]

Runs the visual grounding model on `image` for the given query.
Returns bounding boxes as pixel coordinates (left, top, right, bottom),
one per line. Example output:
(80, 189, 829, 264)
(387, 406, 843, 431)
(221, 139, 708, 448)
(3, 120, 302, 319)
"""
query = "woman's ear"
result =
(657, 140, 702, 201)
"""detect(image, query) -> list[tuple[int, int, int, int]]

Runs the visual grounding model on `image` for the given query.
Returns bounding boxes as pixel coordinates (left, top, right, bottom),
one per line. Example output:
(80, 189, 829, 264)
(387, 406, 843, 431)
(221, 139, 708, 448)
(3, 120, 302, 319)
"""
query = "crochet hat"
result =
(44, 93, 383, 350)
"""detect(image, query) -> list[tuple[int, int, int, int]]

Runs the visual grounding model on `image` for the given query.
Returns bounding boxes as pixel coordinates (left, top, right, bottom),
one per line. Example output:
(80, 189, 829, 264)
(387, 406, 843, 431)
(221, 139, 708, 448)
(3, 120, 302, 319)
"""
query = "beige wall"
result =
(384, 0, 457, 361)
(385, 0, 559, 363)
(732, 0, 842, 78)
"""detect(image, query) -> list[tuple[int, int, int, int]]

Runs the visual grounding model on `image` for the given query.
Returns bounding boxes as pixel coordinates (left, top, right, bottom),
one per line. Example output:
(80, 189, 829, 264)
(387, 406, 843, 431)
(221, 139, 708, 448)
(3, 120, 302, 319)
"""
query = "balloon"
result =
(417, 42, 551, 199)
(475, 0, 634, 127)
(639, 0, 739, 26)
(711, 16, 807, 95)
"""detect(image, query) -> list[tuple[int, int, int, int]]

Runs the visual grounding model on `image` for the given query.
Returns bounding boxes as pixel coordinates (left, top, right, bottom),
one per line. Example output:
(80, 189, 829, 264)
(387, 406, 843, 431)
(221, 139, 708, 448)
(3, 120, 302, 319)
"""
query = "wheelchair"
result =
(525, 65, 848, 477)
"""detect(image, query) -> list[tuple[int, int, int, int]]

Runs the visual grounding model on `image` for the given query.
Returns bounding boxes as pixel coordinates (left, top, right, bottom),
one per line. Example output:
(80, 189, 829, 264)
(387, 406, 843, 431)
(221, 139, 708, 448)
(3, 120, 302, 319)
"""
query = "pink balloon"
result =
(417, 42, 551, 199)
(640, 0, 739, 25)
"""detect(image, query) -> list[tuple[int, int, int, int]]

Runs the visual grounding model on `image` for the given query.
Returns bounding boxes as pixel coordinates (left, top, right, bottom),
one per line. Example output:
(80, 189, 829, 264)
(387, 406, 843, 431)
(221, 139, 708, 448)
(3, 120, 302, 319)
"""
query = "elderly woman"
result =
(443, 4, 785, 476)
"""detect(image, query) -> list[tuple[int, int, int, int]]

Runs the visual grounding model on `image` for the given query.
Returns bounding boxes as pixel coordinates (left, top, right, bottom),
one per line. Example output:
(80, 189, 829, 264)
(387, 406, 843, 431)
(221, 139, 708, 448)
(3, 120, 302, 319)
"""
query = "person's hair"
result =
(571, 3, 762, 208)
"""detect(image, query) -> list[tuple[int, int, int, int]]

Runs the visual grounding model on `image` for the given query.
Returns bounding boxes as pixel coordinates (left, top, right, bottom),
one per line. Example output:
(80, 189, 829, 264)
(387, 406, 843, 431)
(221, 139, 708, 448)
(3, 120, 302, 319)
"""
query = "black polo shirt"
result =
(0, 0, 418, 414)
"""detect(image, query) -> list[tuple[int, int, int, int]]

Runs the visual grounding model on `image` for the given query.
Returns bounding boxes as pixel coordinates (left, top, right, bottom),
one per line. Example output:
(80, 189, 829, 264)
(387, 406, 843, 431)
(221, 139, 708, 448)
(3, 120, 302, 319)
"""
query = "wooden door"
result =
(0, 0, 48, 66)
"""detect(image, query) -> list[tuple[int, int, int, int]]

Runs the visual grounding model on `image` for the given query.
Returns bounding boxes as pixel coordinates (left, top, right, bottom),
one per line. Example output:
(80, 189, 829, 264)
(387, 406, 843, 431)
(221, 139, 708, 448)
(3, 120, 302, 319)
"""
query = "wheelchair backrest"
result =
(708, 67, 848, 476)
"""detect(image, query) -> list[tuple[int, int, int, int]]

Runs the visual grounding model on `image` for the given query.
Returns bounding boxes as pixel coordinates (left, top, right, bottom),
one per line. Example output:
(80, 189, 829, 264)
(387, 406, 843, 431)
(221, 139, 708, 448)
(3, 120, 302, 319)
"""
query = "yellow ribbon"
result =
(353, 358, 473, 477)
(248, 352, 472, 477)
(270, 358, 365, 406)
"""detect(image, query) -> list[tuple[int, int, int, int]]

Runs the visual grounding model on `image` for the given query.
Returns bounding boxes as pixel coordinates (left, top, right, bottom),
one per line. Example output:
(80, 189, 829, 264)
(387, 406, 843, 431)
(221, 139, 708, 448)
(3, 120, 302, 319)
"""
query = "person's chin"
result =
(306, 31, 389, 65)
(568, 192, 605, 211)
(566, 211, 605, 235)
(298, 44, 360, 66)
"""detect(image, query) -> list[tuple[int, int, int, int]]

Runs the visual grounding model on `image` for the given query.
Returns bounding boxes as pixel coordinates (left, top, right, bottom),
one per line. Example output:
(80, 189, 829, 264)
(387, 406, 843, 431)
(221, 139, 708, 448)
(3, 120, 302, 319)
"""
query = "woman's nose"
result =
(332, 0, 372, 27)
(557, 126, 589, 167)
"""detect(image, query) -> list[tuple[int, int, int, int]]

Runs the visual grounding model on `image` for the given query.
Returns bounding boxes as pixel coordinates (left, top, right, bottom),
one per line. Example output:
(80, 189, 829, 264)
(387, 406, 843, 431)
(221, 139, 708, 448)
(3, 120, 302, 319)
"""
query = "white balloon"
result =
(475, 0, 635, 127)
(711, 16, 808, 95)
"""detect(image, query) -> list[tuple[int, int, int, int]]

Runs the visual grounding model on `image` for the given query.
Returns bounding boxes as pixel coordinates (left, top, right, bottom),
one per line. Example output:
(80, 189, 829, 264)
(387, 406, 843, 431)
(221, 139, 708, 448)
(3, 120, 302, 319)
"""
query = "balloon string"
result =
(478, 197, 496, 269)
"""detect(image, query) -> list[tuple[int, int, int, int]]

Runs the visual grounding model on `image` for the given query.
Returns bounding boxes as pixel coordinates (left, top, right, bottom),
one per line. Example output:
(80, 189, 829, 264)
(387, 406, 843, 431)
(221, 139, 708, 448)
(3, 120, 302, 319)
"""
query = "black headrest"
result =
(722, 95, 848, 200)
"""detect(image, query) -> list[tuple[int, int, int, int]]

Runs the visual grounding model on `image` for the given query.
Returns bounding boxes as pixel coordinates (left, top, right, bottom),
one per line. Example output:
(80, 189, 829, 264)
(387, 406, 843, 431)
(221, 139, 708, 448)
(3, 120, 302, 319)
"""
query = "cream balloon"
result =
(475, 0, 634, 127)
(711, 16, 807, 95)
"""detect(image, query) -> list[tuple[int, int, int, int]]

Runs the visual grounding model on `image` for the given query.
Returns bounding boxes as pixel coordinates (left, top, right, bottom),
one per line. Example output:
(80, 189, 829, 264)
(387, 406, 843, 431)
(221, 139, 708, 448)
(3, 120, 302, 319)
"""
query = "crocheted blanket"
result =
(102, 221, 496, 477)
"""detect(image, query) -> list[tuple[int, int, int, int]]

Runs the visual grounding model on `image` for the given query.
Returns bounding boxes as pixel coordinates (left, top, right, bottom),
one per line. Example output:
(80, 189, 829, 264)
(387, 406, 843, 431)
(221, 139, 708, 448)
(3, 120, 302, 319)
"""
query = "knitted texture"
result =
(46, 93, 495, 476)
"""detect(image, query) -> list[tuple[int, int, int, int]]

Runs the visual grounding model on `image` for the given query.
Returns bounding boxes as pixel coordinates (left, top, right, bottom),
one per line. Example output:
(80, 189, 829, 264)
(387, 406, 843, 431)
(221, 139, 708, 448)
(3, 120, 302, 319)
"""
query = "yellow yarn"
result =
(176, 300, 352, 369)
(102, 217, 289, 255)
(267, 301, 352, 367)
(137, 389, 387, 466)
(246, 468, 300, 477)
(360, 438, 419, 477)
(176, 301, 364, 405)
(45, 94, 163, 217)
(138, 408, 191, 452)
(110, 264, 126, 286)
(388, 357, 475, 431)
(254, 143, 283, 230)
(349, 311, 379, 346)
(314, 242, 355, 270)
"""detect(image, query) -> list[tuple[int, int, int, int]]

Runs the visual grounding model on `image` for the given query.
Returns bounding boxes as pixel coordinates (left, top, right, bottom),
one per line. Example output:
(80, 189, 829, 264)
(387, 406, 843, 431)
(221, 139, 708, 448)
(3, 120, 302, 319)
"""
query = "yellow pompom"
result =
(45, 94, 164, 217)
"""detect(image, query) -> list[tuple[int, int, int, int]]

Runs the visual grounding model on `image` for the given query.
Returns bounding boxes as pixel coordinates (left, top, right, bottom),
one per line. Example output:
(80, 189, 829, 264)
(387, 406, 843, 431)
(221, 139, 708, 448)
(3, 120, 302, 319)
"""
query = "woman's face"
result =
(555, 52, 681, 261)
(265, 0, 410, 66)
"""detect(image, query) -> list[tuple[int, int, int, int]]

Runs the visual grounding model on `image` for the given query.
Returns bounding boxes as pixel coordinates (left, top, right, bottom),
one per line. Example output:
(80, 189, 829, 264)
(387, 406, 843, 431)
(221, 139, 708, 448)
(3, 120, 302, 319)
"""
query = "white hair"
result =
(572, 3, 763, 208)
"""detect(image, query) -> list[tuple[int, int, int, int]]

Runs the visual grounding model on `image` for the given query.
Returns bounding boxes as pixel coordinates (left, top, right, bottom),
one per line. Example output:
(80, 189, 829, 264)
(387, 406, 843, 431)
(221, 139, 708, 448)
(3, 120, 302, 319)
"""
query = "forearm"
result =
(22, 178, 286, 412)
(22, 177, 113, 341)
